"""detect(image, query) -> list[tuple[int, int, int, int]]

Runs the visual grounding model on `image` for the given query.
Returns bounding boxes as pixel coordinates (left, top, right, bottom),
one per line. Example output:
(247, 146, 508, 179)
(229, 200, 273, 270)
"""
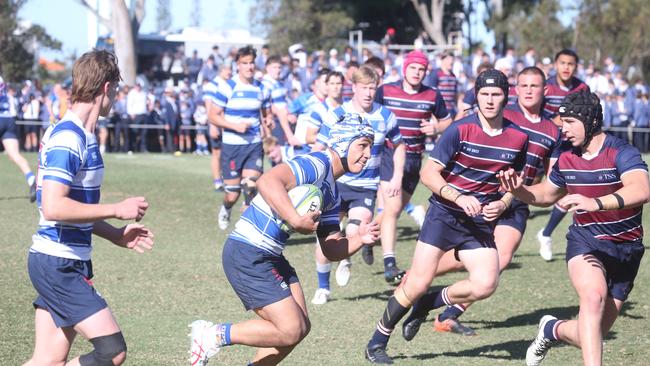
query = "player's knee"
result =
(580, 291, 606, 313)
(224, 184, 241, 194)
(470, 276, 499, 300)
(280, 324, 309, 346)
(79, 332, 127, 366)
(241, 176, 258, 205)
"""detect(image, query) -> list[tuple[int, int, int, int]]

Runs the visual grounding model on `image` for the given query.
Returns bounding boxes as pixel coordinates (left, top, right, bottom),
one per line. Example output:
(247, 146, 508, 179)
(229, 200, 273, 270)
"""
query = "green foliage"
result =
(575, 0, 650, 80)
(0, 0, 61, 82)
(2, 153, 650, 365)
(251, 0, 354, 53)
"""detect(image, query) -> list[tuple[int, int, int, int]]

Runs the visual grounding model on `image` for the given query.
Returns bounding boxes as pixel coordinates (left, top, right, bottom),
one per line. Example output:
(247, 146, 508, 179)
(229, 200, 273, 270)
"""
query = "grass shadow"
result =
(340, 289, 394, 302)
(463, 306, 579, 329)
(410, 339, 531, 361)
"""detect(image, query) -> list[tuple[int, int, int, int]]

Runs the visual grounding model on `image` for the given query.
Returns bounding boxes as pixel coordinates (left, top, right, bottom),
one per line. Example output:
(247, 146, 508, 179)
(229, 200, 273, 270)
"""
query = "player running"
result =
(188, 114, 379, 366)
(373, 50, 451, 284)
(0, 74, 37, 202)
(210, 46, 274, 230)
(364, 69, 529, 364)
(23, 49, 154, 366)
(499, 90, 649, 366)
(428, 66, 562, 335)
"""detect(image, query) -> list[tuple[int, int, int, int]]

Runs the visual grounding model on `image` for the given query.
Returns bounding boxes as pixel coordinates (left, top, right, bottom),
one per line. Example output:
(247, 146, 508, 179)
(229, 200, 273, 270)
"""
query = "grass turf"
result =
(1, 152, 649, 365)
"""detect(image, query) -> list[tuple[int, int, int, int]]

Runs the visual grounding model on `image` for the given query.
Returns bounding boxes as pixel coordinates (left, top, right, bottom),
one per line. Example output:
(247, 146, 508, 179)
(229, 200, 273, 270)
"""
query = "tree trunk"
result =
(111, 0, 137, 85)
(410, 0, 447, 46)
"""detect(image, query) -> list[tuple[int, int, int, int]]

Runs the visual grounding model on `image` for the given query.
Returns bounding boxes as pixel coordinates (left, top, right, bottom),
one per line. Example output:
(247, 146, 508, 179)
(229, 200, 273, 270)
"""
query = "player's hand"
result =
(482, 200, 507, 221)
(455, 195, 482, 217)
(264, 116, 275, 129)
(558, 194, 599, 212)
(358, 220, 380, 245)
(289, 210, 321, 234)
(233, 122, 251, 134)
(116, 223, 154, 253)
(115, 197, 149, 221)
(385, 177, 402, 198)
(419, 118, 438, 136)
(286, 134, 302, 147)
(497, 168, 524, 193)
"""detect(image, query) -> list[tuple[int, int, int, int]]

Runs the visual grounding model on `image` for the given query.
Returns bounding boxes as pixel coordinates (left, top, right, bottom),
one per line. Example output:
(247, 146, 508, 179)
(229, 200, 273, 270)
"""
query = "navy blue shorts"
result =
(222, 238, 299, 310)
(28, 252, 107, 328)
(496, 199, 530, 234)
(97, 118, 109, 129)
(220, 142, 264, 179)
(337, 182, 376, 213)
(379, 148, 422, 195)
(0, 116, 17, 140)
(418, 202, 496, 252)
(566, 226, 645, 301)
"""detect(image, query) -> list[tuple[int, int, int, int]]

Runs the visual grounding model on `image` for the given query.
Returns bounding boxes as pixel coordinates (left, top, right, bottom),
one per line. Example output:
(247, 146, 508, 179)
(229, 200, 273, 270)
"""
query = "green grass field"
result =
(1, 152, 649, 365)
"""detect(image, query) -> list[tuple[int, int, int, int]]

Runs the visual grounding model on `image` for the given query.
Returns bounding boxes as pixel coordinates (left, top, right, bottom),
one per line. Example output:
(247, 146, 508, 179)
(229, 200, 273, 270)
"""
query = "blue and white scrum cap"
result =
(329, 113, 375, 160)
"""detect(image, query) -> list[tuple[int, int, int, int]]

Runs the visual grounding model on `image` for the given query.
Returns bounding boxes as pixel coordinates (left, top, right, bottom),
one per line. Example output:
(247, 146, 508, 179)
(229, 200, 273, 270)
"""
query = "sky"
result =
(19, 0, 578, 61)
(19, 0, 255, 60)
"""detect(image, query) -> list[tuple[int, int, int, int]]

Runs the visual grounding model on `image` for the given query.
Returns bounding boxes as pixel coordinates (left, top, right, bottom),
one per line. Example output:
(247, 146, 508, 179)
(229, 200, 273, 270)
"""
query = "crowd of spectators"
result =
(4, 42, 650, 155)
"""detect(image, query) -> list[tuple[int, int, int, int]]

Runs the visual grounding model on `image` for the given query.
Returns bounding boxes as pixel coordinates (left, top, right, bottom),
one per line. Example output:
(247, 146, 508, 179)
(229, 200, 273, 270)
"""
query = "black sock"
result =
(408, 286, 450, 320)
(368, 296, 410, 348)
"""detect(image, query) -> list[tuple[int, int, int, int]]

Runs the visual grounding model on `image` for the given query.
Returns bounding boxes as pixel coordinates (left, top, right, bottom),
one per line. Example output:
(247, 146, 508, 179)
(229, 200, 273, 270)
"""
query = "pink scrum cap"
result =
(402, 50, 429, 75)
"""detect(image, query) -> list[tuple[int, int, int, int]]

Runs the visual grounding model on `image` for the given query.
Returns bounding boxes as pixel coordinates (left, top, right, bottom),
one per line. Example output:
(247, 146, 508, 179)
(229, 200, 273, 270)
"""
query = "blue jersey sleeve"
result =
(433, 91, 450, 120)
(548, 157, 566, 189)
(429, 123, 460, 167)
(616, 143, 648, 177)
(214, 81, 230, 108)
(384, 110, 402, 144)
(42, 127, 85, 185)
(287, 154, 327, 186)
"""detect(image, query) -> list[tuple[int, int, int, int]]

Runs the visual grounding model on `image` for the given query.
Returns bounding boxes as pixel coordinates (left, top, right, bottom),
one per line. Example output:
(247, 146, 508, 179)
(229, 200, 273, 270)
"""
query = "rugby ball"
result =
(280, 184, 324, 233)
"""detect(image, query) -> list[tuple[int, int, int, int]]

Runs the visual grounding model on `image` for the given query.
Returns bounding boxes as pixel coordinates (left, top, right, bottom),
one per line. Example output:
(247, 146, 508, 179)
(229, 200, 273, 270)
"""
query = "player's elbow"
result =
(41, 201, 63, 221)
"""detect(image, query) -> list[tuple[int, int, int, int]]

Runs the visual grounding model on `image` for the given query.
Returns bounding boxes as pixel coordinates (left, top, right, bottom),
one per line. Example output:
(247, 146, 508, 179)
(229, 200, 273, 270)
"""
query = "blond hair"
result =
(71, 49, 121, 104)
(352, 65, 379, 85)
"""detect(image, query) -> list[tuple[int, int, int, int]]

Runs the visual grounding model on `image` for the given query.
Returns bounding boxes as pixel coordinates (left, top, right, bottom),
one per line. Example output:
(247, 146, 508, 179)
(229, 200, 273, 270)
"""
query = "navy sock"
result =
(439, 304, 466, 321)
(369, 296, 409, 347)
(543, 318, 560, 341)
(383, 255, 396, 270)
(409, 286, 450, 320)
(542, 206, 567, 237)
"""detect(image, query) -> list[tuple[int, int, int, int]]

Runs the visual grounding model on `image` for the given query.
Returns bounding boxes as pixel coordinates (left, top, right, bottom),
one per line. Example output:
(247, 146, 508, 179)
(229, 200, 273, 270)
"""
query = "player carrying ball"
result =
(189, 114, 380, 366)
(499, 90, 650, 366)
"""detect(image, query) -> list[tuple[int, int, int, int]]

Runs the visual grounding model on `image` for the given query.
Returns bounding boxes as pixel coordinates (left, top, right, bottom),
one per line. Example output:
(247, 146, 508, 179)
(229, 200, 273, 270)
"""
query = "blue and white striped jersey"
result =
(0, 76, 11, 118)
(212, 75, 271, 145)
(31, 111, 104, 260)
(261, 75, 288, 109)
(316, 101, 401, 190)
(202, 76, 228, 106)
(229, 151, 341, 256)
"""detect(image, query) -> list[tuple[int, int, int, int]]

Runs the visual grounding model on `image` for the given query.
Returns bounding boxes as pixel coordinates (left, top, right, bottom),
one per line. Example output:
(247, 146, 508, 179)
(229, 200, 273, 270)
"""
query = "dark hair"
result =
(518, 66, 546, 85)
(346, 61, 360, 69)
(554, 49, 579, 64)
(364, 57, 385, 75)
(236, 45, 257, 62)
(318, 68, 332, 77)
(326, 71, 344, 83)
(265, 55, 282, 67)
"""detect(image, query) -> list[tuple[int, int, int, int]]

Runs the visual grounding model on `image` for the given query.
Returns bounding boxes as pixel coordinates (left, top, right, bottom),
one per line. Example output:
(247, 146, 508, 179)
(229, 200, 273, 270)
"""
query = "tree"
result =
(574, 0, 650, 80)
(78, 0, 145, 86)
(251, 0, 354, 53)
(156, 0, 171, 32)
(498, 0, 571, 58)
(409, 0, 446, 45)
(0, 0, 61, 81)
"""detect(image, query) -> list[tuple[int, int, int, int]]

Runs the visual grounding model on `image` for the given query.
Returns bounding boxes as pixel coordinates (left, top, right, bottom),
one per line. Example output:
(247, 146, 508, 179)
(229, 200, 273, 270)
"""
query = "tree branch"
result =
(77, 0, 112, 30)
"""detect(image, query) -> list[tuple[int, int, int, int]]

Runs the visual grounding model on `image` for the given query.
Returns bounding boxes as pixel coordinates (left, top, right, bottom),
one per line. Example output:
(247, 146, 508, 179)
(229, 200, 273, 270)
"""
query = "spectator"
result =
(178, 97, 193, 153)
(185, 50, 203, 83)
(193, 103, 209, 155)
(112, 88, 130, 153)
(170, 51, 185, 85)
(127, 81, 150, 152)
(198, 55, 218, 85)
(633, 91, 649, 152)
(211, 45, 225, 70)
(255, 44, 270, 71)
(21, 93, 40, 152)
(161, 86, 180, 154)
